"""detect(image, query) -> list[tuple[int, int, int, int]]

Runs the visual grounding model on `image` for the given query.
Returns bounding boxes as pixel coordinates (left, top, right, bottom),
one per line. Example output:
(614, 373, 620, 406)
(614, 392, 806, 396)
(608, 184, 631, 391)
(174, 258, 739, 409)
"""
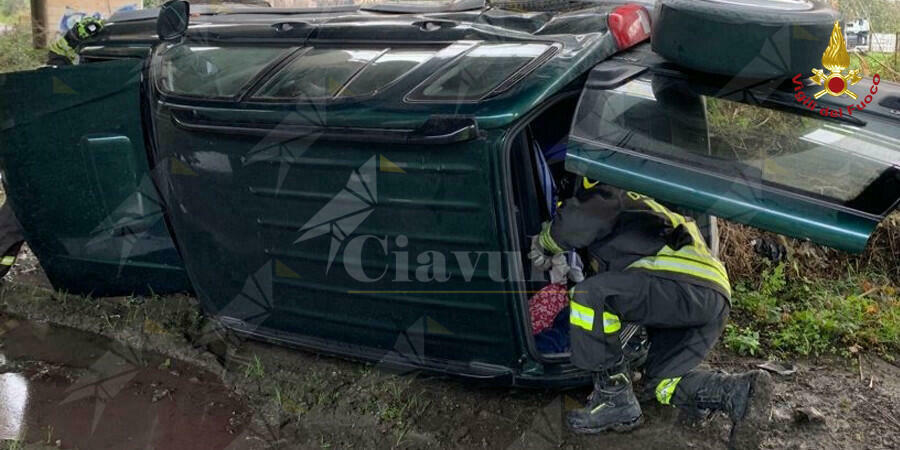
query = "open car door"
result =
(0, 60, 190, 295)
(565, 62, 900, 252)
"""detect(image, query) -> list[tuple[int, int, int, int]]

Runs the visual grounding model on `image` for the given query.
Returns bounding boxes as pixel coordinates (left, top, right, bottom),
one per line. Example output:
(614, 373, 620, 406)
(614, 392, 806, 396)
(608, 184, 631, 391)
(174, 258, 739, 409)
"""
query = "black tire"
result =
(652, 0, 840, 79)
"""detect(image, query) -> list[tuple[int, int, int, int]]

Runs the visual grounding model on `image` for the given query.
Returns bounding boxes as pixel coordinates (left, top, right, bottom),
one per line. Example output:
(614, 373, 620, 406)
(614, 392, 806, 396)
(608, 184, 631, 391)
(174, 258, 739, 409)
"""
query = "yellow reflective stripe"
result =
(629, 256, 731, 296)
(655, 246, 728, 280)
(1, 256, 14, 266)
(623, 194, 730, 293)
(602, 311, 621, 334)
(655, 377, 682, 405)
(626, 192, 692, 234)
(681, 221, 712, 256)
(570, 301, 595, 332)
(582, 177, 600, 190)
(626, 191, 645, 201)
(643, 198, 683, 228)
(642, 199, 713, 257)
(630, 256, 730, 295)
(642, 199, 712, 259)
(539, 222, 565, 255)
(656, 245, 718, 265)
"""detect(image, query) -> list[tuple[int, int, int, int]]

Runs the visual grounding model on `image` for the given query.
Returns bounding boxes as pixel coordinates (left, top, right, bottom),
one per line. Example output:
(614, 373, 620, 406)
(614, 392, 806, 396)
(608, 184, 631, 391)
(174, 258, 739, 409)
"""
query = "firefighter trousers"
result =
(569, 270, 729, 406)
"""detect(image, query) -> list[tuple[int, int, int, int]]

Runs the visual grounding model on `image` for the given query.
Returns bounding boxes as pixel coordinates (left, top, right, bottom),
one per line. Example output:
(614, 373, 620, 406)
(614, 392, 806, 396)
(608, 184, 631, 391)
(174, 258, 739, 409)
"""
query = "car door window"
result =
(406, 43, 552, 101)
(336, 49, 433, 97)
(706, 97, 892, 206)
(567, 71, 900, 252)
(157, 45, 290, 98)
(253, 48, 385, 99)
(578, 78, 899, 214)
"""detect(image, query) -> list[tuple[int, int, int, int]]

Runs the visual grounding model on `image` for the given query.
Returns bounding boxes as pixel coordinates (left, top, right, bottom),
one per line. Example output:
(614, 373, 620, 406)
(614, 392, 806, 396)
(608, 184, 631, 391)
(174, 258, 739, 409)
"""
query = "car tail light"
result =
(608, 4, 652, 50)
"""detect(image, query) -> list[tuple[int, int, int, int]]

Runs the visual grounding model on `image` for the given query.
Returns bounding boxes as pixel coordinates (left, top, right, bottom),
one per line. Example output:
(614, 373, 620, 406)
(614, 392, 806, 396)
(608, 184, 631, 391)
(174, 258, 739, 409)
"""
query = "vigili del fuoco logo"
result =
(792, 21, 881, 118)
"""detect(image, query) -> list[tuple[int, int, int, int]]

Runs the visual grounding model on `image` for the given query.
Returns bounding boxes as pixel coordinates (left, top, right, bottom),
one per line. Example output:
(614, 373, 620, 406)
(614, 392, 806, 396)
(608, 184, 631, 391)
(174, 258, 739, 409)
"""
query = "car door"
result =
(0, 59, 190, 295)
(565, 62, 900, 253)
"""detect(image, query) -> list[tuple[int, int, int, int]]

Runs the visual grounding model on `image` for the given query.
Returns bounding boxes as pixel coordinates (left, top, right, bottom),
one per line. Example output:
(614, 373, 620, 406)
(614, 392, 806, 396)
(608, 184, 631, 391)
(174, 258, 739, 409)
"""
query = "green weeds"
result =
(850, 52, 900, 82)
(723, 324, 761, 356)
(0, 440, 23, 450)
(729, 263, 900, 359)
(0, 23, 42, 73)
(245, 354, 265, 379)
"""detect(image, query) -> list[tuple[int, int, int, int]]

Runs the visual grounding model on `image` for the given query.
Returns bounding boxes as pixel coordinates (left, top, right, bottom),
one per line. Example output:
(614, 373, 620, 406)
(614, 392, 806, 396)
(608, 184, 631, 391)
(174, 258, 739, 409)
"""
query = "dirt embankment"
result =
(1, 271, 899, 450)
(719, 214, 900, 285)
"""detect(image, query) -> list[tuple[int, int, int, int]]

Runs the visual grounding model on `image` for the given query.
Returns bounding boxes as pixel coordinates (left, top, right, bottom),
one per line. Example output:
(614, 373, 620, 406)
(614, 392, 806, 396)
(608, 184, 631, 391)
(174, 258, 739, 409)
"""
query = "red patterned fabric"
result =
(529, 284, 569, 335)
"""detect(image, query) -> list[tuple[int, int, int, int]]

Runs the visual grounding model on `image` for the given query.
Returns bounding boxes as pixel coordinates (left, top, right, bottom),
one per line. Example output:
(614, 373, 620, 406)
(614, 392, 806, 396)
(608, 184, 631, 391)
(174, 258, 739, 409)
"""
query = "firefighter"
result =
(529, 181, 773, 447)
(47, 16, 104, 65)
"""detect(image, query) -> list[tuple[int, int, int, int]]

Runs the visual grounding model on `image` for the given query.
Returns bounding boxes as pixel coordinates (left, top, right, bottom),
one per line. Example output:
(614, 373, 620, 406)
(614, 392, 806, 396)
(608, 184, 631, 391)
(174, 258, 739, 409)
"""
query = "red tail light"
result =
(608, 4, 652, 50)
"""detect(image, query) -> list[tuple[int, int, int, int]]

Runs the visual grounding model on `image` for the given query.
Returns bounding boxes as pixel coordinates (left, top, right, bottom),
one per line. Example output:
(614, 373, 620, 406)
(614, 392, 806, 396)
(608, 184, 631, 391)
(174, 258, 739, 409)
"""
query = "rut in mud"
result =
(0, 252, 898, 449)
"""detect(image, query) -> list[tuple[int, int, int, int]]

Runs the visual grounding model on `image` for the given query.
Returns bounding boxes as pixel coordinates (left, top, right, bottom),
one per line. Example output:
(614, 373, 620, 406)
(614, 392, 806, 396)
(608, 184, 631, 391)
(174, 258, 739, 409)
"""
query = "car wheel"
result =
(652, 0, 839, 79)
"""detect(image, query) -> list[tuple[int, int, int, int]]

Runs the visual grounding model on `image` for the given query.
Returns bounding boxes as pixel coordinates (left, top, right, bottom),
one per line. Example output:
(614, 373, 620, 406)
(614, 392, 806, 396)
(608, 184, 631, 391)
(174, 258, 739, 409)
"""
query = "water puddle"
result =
(0, 315, 249, 449)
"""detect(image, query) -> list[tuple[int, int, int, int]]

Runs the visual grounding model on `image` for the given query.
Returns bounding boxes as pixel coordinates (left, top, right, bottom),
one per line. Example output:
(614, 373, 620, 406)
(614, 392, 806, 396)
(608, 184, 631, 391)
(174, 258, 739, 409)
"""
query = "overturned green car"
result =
(1, 0, 898, 386)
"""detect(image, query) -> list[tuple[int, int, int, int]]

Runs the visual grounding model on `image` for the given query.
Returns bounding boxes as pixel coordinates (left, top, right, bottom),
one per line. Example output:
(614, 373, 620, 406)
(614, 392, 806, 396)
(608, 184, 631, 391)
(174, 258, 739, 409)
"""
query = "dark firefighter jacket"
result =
(539, 180, 731, 299)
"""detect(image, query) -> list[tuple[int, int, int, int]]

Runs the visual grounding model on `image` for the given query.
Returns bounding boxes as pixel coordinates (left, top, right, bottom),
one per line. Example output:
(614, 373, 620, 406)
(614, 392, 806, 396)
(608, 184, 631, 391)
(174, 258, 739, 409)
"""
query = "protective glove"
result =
(548, 252, 586, 284)
(528, 235, 553, 271)
(567, 252, 585, 283)
(549, 253, 570, 284)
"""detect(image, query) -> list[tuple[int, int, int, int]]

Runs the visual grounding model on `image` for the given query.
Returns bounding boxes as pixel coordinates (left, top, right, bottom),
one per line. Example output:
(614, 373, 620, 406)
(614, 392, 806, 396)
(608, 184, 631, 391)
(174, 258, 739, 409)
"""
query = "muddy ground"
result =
(1, 247, 899, 450)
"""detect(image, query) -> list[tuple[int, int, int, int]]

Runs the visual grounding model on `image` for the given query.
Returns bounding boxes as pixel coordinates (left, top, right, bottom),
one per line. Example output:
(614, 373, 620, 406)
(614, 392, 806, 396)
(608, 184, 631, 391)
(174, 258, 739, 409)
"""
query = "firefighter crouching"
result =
(530, 180, 773, 448)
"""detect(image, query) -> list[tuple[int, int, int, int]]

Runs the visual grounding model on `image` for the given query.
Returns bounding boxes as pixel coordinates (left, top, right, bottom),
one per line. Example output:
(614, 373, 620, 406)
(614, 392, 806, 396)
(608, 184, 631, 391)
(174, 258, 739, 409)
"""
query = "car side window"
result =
(253, 48, 385, 99)
(157, 45, 289, 98)
(406, 43, 551, 102)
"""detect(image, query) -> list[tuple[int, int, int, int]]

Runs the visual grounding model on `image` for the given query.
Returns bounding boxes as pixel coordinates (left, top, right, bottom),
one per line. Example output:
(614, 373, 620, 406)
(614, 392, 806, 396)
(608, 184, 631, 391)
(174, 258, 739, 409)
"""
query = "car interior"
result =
(508, 93, 586, 359)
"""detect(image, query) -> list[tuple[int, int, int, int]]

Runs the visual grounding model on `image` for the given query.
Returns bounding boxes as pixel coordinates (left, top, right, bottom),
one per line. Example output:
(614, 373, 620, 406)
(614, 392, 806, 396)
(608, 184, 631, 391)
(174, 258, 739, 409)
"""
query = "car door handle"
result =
(412, 20, 458, 31)
(272, 22, 309, 33)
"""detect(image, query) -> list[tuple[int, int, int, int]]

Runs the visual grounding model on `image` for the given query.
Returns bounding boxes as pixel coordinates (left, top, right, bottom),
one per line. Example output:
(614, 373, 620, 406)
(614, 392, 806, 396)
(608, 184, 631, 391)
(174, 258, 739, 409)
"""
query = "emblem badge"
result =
(810, 21, 862, 99)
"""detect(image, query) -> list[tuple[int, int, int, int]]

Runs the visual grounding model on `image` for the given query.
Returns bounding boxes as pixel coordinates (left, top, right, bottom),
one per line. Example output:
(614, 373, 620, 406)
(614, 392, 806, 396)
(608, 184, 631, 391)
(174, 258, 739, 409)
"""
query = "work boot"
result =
(567, 370, 643, 434)
(690, 370, 774, 449)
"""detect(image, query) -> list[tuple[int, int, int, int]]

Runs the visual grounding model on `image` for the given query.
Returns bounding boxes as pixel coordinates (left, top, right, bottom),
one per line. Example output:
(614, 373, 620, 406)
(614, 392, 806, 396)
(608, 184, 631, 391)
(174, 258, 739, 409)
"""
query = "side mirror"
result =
(157, 0, 190, 41)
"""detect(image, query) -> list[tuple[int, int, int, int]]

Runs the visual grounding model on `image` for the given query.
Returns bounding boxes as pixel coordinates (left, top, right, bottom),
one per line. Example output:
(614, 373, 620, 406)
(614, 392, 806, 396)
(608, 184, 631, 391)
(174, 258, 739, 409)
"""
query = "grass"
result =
(723, 324, 761, 356)
(850, 51, 900, 81)
(726, 262, 900, 360)
(244, 354, 265, 379)
(0, 23, 43, 74)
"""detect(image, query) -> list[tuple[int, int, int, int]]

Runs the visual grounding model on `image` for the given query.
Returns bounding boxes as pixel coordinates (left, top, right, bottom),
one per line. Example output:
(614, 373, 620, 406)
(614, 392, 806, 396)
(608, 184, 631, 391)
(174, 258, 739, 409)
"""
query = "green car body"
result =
(1, 3, 897, 386)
